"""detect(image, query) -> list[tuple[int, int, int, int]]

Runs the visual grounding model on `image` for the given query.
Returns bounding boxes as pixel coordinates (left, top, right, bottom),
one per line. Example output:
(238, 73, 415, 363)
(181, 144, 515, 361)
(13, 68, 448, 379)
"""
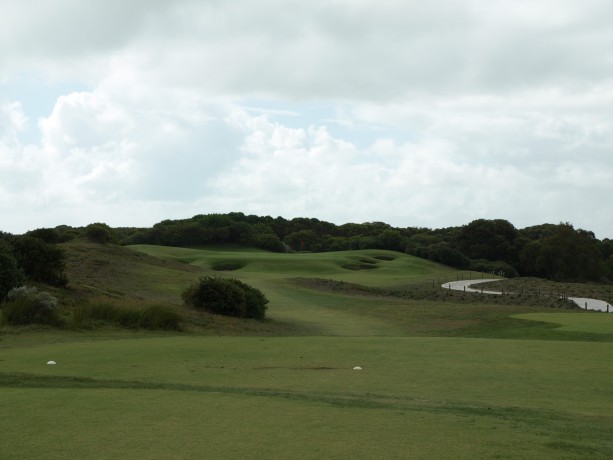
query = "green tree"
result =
(456, 219, 518, 263)
(9, 236, 67, 287)
(433, 244, 471, 269)
(519, 223, 601, 281)
(378, 229, 404, 251)
(0, 242, 24, 300)
(284, 230, 319, 251)
(84, 223, 116, 244)
(26, 228, 61, 244)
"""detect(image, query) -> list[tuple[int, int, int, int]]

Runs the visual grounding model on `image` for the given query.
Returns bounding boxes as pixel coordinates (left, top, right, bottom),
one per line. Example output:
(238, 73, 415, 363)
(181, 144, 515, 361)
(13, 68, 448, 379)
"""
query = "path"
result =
(442, 279, 612, 313)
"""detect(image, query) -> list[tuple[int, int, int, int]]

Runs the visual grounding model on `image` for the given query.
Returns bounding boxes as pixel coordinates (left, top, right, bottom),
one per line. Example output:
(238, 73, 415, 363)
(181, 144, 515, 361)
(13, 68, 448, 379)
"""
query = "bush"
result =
(226, 279, 269, 319)
(2, 286, 60, 326)
(182, 276, 268, 319)
(84, 223, 116, 244)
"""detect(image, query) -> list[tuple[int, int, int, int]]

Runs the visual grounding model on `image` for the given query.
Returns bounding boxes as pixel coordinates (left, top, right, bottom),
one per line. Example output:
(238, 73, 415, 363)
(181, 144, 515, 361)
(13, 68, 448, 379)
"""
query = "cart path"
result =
(442, 279, 611, 313)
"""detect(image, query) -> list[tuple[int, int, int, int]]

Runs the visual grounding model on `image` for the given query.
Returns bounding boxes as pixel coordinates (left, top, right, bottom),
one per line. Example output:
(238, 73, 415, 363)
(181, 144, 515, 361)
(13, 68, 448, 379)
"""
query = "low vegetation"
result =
(1, 286, 60, 327)
(74, 297, 183, 331)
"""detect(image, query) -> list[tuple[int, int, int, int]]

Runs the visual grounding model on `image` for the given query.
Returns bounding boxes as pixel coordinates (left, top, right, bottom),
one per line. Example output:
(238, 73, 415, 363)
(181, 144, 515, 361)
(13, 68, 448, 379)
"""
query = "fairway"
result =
(128, 245, 453, 285)
(2, 335, 613, 459)
(128, 245, 490, 336)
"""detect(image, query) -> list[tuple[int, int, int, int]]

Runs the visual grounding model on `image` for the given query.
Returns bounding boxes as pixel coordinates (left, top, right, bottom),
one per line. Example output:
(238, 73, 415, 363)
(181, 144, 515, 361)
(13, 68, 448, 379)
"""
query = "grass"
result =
(0, 336, 612, 458)
(514, 312, 613, 334)
(2, 241, 613, 458)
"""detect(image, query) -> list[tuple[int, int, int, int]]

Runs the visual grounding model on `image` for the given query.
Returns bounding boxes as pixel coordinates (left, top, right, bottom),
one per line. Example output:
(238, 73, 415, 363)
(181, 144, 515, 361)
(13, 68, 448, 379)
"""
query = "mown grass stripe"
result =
(2, 371, 610, 427)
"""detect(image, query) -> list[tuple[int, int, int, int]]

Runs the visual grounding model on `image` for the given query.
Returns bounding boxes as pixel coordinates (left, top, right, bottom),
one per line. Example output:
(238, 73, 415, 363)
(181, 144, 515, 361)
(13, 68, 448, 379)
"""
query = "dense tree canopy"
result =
(3, 213, 611, 284)
(0, 241, 24, 300)
(0, 233, 67, 292)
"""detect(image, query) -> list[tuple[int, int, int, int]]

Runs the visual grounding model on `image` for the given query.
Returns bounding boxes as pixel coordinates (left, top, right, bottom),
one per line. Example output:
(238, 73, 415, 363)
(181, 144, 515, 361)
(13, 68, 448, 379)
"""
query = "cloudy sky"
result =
(2, 0, 613, 238)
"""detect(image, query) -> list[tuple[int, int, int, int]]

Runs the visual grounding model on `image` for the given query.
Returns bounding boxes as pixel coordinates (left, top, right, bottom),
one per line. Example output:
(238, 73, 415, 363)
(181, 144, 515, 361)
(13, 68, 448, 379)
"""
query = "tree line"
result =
(118, 213, 612, 283)
(1, 214, 612, 298)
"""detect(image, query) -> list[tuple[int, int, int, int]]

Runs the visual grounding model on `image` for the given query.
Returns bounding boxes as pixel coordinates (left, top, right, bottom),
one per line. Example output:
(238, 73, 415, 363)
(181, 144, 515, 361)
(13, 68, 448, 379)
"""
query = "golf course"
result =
(2, 243, 612, 459)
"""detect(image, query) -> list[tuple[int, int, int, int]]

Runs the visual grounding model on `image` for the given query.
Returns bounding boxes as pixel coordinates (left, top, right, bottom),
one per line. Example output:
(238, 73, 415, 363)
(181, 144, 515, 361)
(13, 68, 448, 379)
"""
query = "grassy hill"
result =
(54, 241, 611, 340)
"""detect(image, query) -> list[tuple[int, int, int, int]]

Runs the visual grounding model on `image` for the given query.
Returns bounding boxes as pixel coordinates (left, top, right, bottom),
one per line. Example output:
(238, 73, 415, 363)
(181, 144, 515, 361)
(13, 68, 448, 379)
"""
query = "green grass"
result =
(128, 245, 453, 285)
(124, 245, 613, 341)
(514, 312, 613, 334)
(0, 335, 612, 459)
(2, 242, 613, 458)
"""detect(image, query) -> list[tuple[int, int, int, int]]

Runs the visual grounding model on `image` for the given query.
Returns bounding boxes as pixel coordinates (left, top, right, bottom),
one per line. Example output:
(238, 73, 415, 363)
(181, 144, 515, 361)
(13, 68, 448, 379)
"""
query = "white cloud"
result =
(1, 1, 613, 238)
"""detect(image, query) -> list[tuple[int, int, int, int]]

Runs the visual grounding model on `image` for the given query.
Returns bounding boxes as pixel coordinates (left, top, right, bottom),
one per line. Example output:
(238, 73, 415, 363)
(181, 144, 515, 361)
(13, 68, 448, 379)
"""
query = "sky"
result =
(1, 0, 613, 238)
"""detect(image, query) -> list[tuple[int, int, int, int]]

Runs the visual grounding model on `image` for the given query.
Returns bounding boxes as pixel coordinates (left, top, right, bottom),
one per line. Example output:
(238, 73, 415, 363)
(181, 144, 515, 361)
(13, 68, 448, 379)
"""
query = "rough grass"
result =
(476, 277, 613, 306)
(61, 240, 203, 302)
(72, 297, 183, 331)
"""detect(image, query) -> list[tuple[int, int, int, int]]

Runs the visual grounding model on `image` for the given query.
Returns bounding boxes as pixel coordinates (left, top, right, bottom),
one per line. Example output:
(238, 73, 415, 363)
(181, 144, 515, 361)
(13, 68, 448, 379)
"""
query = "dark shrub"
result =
(2, 286, 60, 326)
(226, 279, 269, 319)
(182, 276, 268, 319)
(84, 223, 116, 244)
